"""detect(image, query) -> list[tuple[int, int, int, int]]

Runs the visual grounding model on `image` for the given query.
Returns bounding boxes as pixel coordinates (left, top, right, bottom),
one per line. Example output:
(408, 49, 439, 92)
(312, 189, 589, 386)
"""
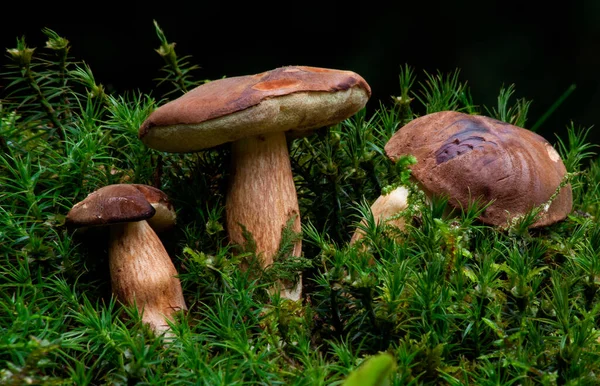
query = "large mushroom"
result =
(138, 65, 371, 300)
(382, 111, 572, 228)
(66, 183, 187, 334)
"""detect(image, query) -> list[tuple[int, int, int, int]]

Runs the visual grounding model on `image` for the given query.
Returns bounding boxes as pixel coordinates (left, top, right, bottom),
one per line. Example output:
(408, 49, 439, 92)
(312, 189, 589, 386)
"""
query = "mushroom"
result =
(382, 111, 572, 228)
(138, 65, 371, 300)
(66, 183, 187, 334)
(350, 185, 410, 244)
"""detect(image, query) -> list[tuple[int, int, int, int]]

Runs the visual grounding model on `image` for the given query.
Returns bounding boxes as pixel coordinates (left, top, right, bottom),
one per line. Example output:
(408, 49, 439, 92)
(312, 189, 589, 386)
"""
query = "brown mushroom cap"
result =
(138, 65, 372, 153)
(132, 184, 177, 232)
(66, 184, 176, 231)
(384, 111, 572, 228)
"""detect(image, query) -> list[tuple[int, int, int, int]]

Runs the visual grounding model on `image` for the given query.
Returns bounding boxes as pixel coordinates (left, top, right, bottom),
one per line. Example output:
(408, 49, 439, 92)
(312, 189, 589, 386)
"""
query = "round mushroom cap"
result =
(138, 65, 372, 153)
(384, 111, 572, 228)
(66, 184, 176, 231)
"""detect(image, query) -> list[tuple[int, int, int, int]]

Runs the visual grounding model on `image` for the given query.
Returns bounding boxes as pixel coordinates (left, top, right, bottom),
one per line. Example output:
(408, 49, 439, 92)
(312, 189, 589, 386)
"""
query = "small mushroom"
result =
(66, 184, 187, 334)
(350, 185, 410, 244)
(138, 65, 371, 300)
(383, 111, 572, 228)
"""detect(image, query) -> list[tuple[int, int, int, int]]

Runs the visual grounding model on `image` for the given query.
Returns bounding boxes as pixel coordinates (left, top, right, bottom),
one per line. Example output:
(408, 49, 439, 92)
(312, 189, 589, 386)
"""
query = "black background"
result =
(1, 2, 599, 146)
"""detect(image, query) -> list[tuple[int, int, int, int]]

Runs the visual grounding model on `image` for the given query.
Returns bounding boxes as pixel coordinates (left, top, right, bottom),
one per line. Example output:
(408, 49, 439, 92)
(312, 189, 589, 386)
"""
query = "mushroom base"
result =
(226, 132, 302, 301)
(350, 185, 410, 245)
(109, 220, 188, 334)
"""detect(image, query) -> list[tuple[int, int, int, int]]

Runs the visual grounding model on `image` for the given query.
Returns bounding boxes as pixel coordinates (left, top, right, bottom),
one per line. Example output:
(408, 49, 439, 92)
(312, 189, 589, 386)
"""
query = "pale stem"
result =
(226, 131, 302, 300)
(351, 186, 410, 244)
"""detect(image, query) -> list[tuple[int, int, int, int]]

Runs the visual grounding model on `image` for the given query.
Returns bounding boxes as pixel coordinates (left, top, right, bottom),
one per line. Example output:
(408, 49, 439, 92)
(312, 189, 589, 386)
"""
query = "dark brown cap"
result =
(138, 65, 372, 152)
(66, 184, 176, 230)
(384, 111, 572, 228)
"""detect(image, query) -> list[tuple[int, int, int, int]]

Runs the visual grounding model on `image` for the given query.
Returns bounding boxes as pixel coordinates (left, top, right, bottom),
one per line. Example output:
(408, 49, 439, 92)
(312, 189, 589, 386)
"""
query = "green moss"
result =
(1, 23, 599, 385)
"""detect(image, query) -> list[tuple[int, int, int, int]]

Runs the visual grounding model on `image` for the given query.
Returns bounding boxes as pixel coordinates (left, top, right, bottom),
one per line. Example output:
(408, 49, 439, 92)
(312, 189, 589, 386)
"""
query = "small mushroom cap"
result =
(66, 184, 176, 231)
(131, 184, 177, 232)
(138, 65, 371, 153)
(384, 111, 572, 228)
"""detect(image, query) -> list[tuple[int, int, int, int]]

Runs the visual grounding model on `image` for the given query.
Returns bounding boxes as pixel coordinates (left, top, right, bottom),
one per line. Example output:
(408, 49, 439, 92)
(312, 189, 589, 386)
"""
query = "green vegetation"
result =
(1, 22, 599, 385)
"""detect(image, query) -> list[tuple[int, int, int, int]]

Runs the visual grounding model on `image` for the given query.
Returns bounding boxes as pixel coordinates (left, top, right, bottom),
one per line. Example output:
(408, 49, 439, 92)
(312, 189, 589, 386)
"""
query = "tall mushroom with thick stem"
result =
(138, 65, 371, 300)
(66, 183, 187, 335)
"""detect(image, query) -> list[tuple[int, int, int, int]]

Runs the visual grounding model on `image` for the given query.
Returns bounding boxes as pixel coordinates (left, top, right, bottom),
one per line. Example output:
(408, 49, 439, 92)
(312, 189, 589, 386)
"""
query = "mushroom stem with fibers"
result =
(226, 131, 302, 300)
(108, 220, 187, 334)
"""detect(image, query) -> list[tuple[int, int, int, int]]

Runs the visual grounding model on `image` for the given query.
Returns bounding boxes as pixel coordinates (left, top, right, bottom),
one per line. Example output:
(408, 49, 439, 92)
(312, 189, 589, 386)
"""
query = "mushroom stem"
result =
(350, 186, 410, 244)
(108, 220, 187, 334)
(226, 131, 302, 300)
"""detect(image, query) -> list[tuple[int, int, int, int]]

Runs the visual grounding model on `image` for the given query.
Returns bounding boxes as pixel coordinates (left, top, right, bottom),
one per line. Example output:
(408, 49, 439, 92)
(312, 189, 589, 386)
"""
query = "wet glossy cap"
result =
(66, 184, 176, 231)
(384, 111, 572, 227)
(138, 65, 371, 152)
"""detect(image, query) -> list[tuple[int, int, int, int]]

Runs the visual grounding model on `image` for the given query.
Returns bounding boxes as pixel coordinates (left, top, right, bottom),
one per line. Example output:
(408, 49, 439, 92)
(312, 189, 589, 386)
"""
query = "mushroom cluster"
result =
(138, 65, 371, 300)
(65, 65, 575, 338)
(66, 184, 187, 335)
(352, 110, 572, 239)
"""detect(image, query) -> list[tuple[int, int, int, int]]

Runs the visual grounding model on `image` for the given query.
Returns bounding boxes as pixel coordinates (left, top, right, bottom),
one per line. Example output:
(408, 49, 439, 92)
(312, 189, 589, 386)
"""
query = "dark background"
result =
(1, 3, 599, 147)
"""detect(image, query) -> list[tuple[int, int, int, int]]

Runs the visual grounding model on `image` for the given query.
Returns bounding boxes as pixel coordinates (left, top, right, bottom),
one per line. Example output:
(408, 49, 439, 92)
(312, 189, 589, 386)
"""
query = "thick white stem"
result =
(226, 132, 302, 300)
(109, 220, 187, 334)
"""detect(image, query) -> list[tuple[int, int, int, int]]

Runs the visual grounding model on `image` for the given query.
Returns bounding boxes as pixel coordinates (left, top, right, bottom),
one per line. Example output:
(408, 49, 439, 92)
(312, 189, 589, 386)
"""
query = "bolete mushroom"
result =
(383, 111, 572, 228)
(66, 183, 187, 334)
(138, 65, 371, 300)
